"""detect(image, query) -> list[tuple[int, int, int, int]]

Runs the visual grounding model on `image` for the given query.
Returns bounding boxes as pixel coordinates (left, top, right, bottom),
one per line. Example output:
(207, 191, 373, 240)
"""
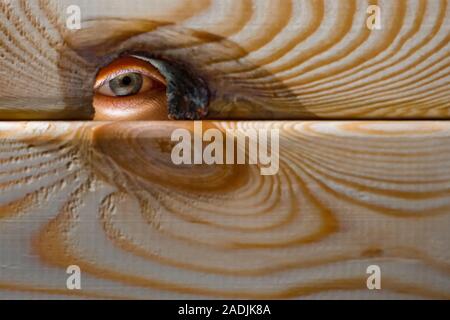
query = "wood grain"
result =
(0, 121, 449, 299)
(0, 0, 449, 119)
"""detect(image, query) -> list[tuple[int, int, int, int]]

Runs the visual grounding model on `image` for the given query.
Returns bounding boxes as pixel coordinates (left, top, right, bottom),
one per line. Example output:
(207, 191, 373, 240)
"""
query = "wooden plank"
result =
(0, 0, 449, 119)
(0, 121, 449, 299)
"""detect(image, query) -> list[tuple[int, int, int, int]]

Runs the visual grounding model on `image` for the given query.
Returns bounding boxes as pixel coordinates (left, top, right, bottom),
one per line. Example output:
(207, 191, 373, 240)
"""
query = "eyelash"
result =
(94, 69, 138, 89)
(94, 66, 163, 90)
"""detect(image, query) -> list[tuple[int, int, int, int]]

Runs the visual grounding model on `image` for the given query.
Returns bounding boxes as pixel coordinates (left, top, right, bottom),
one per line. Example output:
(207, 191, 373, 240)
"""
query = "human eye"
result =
(92, 54, 209, 121)
(93, 56, 168, 120)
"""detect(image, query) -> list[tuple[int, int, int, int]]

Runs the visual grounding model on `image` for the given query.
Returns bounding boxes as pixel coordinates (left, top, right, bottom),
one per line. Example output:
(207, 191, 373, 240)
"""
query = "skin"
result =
(93, 56, 169, 120)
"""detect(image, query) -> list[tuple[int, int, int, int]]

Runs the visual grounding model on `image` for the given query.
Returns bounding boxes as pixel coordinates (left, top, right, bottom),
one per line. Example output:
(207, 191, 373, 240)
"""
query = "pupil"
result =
(122, 76, 132, 86)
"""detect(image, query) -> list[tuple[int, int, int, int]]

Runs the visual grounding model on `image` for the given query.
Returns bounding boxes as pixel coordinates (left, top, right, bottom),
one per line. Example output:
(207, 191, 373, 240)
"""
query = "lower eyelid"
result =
(92, 88, 168, 120)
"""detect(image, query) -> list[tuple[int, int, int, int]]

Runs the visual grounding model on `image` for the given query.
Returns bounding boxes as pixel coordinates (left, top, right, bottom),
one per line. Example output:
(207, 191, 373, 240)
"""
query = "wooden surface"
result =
(0, 0, 449, 119)
(0, 0, 449, 300)
(0, 121, 449, 299)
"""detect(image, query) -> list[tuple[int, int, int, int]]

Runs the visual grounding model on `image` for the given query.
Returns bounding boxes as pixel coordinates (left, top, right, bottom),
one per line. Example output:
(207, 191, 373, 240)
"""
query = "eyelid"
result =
(94, 56, 166, 90)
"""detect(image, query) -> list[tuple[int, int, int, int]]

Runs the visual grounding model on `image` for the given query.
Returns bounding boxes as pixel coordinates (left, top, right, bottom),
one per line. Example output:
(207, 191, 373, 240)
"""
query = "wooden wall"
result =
(0, 0, 449, 299)
(0, 0, 449, 119)
(0, 121, 448, 299)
